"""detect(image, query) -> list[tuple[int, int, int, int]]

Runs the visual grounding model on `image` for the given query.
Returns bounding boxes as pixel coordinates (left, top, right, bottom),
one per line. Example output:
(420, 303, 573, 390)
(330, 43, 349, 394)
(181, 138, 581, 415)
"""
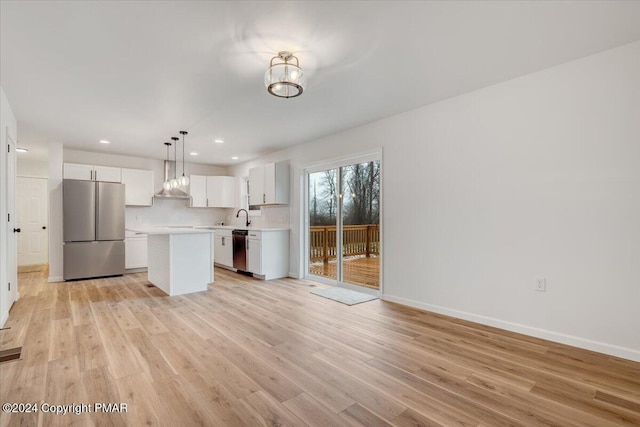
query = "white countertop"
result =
(199, 225, 290, 232)
(126, 227, 215, 235)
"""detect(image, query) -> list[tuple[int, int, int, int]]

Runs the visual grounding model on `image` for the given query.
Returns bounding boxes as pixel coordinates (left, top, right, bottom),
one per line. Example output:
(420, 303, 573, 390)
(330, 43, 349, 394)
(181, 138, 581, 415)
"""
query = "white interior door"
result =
(17, 177, 49, 266)
(6, 133, 17, 303)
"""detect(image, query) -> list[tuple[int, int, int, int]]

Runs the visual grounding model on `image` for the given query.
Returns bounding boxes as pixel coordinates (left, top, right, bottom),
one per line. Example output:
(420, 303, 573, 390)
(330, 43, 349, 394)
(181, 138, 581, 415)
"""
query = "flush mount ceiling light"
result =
(265, 51, 305, 98)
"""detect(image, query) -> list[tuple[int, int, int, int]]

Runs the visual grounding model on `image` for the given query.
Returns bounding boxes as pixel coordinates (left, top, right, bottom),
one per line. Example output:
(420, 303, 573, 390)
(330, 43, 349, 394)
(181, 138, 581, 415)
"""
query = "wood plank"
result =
(0, 267, 637, 427)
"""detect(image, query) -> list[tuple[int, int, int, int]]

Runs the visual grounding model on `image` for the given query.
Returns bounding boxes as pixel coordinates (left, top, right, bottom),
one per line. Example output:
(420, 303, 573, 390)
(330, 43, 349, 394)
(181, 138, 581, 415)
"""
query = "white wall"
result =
(230, 41, 640, 361)
(48, 143, 63, 282)
(18, 158, 48, 178)
(0, 87, 18, 326)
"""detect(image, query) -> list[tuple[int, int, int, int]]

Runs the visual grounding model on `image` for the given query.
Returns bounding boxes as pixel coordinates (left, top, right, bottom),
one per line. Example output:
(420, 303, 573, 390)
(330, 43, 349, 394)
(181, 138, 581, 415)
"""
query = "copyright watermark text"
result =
(3, 402, 128, 415)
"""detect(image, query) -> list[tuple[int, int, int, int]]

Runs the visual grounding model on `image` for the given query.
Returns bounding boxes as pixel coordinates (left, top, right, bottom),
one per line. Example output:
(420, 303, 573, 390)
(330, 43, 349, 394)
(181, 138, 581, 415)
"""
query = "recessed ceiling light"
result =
(99, 139, 110, 144)
(189, 152, 199, 156)
(214, 139, 224, 144)
(231, 156, 239, 160)
(16, 147, 28, 153)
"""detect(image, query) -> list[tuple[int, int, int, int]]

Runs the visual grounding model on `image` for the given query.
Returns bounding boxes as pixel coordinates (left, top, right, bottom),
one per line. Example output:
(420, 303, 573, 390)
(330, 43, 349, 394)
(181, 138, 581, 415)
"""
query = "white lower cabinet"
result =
(245, 230, 289, 280)
(214, 229, 233, 268)
(125, 234, 148, 269)
(247, 237, 262, 275)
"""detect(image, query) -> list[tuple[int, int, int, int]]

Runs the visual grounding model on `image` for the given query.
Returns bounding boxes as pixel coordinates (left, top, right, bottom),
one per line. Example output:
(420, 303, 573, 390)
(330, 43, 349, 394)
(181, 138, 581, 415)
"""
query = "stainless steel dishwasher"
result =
(232, 229, 248, 271)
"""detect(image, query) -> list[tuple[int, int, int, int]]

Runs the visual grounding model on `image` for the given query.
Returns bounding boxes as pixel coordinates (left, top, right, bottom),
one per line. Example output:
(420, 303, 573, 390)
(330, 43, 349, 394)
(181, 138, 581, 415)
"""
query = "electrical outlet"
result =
(535, 277, 546, 292)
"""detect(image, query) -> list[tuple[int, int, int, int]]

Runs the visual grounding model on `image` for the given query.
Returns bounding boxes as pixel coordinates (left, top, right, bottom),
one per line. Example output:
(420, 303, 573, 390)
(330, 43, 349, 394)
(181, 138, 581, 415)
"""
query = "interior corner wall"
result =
(230, 41, 640, 361)
(0, 86, 18, 326)
(48, 142, 63, 282)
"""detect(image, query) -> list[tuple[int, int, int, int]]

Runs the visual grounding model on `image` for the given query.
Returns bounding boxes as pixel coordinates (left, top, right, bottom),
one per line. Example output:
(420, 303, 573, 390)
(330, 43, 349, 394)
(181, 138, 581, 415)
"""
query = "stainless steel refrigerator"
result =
(63, 179, 125, 280)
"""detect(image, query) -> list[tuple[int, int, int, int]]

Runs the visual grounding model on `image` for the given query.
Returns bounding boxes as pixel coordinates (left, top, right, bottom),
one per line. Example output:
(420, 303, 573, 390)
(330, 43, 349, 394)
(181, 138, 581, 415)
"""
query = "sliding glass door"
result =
(306, 156, 381, 292)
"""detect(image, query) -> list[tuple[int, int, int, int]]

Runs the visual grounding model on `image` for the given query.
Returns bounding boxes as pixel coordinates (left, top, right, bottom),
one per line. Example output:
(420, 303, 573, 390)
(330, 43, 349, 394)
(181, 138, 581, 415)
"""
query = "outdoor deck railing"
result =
(309, 224, 379, 263)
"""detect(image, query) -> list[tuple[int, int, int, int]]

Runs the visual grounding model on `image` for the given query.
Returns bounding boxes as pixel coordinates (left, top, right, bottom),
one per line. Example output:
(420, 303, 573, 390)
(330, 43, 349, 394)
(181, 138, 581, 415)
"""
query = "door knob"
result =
(13, 228, 21, 233)
(42, 226, 47, 230)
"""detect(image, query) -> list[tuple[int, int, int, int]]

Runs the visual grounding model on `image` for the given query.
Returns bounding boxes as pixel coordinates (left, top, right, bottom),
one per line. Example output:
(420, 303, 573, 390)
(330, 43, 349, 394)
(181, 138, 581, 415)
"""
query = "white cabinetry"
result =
(189, 175, 235, 208)
(94, 166, 121, 182)
(245, 230, 289, 279)
(189, 175, 208, 207)
(248, 162, 289, 205)
(249, 167, 265, 205)
(247, 235, 262, 274)
(214, 229, 233, 268)
(207, 176, 235, 208)
(122, 168, 154, 206)
(125, 233, 148, 269)
(64, 163, 121, 182)
(63, 163, 94, 181)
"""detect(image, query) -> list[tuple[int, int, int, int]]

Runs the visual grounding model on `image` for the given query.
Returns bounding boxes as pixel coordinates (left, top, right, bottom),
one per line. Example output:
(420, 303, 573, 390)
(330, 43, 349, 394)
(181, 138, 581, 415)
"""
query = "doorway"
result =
(305, 154, 381, 293)
(5, 132, 18, 306)
(16, 177, 49, 271)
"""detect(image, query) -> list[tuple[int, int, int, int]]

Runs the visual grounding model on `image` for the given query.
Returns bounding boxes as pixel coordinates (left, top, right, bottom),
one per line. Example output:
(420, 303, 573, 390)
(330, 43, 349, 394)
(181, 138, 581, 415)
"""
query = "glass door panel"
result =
(308, 169, 338, 281)
(340, 161, 380, 289)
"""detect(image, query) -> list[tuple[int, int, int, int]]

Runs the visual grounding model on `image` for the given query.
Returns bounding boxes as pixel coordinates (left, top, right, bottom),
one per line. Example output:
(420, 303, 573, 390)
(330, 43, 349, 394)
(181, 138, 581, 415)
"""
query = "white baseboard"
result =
(288, 271, 300, 279)
(48, 276, 63, 283)
(382, 293, 640, 363)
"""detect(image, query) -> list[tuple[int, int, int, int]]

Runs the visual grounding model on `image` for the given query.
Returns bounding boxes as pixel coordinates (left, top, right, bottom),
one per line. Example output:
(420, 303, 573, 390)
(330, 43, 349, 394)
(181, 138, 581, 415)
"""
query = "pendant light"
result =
(178, 130, 189, 187)
(170, 136, 179, 189)
(162, 142, 172, 190)
(265, 51, 305, 98)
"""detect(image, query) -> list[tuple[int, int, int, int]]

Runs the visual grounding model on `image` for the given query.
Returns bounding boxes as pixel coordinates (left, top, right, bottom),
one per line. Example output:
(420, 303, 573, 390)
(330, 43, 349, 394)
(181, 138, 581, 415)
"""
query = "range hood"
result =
(154, 160, 191, 200)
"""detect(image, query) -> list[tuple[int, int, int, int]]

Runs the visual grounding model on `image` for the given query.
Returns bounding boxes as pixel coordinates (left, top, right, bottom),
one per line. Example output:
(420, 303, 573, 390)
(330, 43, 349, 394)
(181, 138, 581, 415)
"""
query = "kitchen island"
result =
(126, 227, 215, 296)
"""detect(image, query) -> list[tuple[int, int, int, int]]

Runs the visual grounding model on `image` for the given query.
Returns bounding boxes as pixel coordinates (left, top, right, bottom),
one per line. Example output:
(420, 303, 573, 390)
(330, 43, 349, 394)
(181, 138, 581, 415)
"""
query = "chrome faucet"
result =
(236, 209, 251, 227)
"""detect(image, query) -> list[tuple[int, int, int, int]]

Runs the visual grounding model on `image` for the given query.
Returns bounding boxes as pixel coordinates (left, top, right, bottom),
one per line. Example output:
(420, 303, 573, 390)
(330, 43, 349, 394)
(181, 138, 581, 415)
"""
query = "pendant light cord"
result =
(179, 131, 188, 177)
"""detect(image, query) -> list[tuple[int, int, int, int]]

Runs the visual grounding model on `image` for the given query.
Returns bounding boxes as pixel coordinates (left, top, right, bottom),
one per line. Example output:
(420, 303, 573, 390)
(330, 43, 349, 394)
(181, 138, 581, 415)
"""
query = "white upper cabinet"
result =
(93, 166, 121, 183)
(121, 168, 154, 206)
(249, 167, 265, 205)
(64, 163, 121, 182)
(189, 175, 235, 208)
(189, 175, 208, 207)
(207, 176, 235, 208)
(63, 163, 94, 181)
(249, 161, 289, 206)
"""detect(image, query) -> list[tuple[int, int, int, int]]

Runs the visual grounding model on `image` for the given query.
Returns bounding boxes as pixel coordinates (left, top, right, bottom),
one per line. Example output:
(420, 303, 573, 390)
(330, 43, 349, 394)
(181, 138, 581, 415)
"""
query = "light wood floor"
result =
(309, 256, 380, 289)
(1, 269, 639, 426)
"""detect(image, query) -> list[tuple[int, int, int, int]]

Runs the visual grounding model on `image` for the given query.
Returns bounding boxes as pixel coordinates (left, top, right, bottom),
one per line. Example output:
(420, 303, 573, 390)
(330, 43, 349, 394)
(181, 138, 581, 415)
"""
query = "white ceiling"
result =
(2, 1, 640, 165)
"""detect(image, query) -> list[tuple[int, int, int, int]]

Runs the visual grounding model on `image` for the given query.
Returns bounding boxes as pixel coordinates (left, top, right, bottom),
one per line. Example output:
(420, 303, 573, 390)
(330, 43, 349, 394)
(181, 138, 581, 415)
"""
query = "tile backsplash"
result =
(125, 198, 228, 228)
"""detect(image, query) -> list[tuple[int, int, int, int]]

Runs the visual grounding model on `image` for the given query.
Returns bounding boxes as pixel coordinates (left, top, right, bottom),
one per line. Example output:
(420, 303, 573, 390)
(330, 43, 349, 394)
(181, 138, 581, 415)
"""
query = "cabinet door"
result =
(189, 175, 207, 207)
(122, 168, 154, 206)
(125, 237, 148, 269)
(64, 163, 94, 181)
(214, 234, 233, 267)
(248, 166, 265, 206)
(93, 166, 122, 182)
(207, 176, 236, 208)
(214, 235, 224, 264)
(247, 238, 262, 274)
(264, 163, 276, 204)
